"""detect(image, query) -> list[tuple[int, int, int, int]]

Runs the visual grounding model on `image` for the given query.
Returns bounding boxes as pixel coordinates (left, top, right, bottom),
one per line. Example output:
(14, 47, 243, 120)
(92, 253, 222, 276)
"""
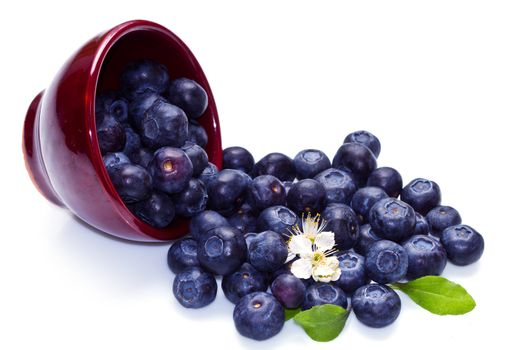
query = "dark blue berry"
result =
(103, 152, 130, 169)
(198, 162, 219, 187)
(188, 120, 208, 149)
(343, 130, 381, 158)
(271, 274, 306, 309)
(139, 100, 188, 149)
(227, 203, 258, 234)
(334, 250, 369, 294)
(441, 225, 484, 266)
(167, 237, 199, 273)
(402, 235, 447, 280)
(365, 240, 408, 284)
(322, 203, 360, 250)
(247, 175, 286, 211)
(223, 146, 255, 174)
(366, 167, 403, 198)
(189, 210, 229, 240)
(369, 198, 416, 242)
(248, 231, 288, 272)
(172, 179, 208, 217)
(314, 168, 357, 205)
(293, 149, 331, 179)
(401, 178, 441, 215)
(352, 284, 400, 328)
(333, 142, 377, 185)
(351, 186, 389, 223)
(426, 205, 462, 238)
(244, 232, 259, 250)
(302, 283, 348, 310)
(257, 206, 298, 236)
(355, 224, 382, 256)
(287, 179, 326, 214)
(414, 213, 430, 235)
(121, 59, 169, 98)
(148, 147, 193, 194)
(207, 169, 251, 214)
(128, 147, 153, 168)
(129, 190, 175, 228)
(97, 115, 126, 154)
(128, 92, 166, 129)
(167, 78, 208, 119)
(197, 226, 247, 276)
(121, 124, 141, 156)
(96, 91, 128, 123)
(173, 266, 217, 308)
(108, 163, 152, 203)
(222, 263, 268, 304)
(282, 181, 293, 195)
(181, 142, 209, 176)
(233, 292, 284, 341)
(253, 152, 296, 182)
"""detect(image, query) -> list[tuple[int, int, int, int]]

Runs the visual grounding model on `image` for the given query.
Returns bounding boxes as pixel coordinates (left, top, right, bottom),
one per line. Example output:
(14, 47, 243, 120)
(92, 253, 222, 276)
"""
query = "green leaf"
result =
(392, 276, 476, 315)
(285, 307, 301, 321)
(293, 304, 349, 342)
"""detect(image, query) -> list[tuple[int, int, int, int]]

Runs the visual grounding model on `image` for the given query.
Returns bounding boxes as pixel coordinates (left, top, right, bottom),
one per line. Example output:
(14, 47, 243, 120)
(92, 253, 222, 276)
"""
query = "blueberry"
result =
(257, 206, 298, 236)
(350, 186, 389, 223)
(128, 92, 166, 129)
(97, 115, 126, 154)
(352, 284, 401, 328)
(365, 240, 408, 284)
(247, 175, 286, 211)
(167, 237, 199, 273)
(366, 167, 403, 198)
(197, 226, 247, 275)
(322, 203, 360, 250)
(354, 224, 382, 256)
(253, 152, 296, 182)
(108, 163, 152, 203)
(426, 205, 462, 238)
(189, 210, 229, 240)
(148, 147, 193, 194)
(129, 190, 175, 228)
(271, 274, 306, 309)
(122, 124, 141, 156)
(227, 203, 258, 234)
(282, 181, 294, 195)
(293, 149, 331, 179)
(121, 59, 169, 98)
(181, 142, 209, 176)
(302, 283, 348, 310)
(223, 146, 255, 174)
(128, 147, 153, 169)
(441, 225, 484, 266)
(334, 250, 369, 294)
(343, 130, 381, 158)
(248, 231, 288, 272)
(103, 152, 130, 169)
(401, 178, 441, 215)
(173, 266, 217, 308)
(369, 198, 416, 242)
(167, 78, 208, 119)
(233, 292, 284, 341)
(402, 235, 447, 280)
(198, 162, 219, 187)
(139, 100, 188, 149)
(96, 91, 128, 123)
(333, 142, 377, 186)
(188, 120, 208, 149)
(287, 179, 326, 214)
(314, 168, 357, 205)
(244, 232, 259, 250)
(414, 213, 430, 235)
(207, 169, 251, 214)
(172, 179, 208, 217)
(222, 263, 268, 304)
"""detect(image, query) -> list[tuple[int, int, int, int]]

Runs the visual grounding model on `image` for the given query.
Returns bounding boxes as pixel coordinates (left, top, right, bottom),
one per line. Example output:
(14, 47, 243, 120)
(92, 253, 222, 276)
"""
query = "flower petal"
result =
(288, 235, 313, 255)
(314, 231, 336, 252)
(291, 258, 313, 279)
(285, 251, 296, 263)
(330, 267, 342, 282)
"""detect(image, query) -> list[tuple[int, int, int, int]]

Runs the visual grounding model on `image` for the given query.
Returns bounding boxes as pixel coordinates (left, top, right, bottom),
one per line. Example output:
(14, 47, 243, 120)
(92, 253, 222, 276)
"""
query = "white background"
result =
(1, 1, 524, 349)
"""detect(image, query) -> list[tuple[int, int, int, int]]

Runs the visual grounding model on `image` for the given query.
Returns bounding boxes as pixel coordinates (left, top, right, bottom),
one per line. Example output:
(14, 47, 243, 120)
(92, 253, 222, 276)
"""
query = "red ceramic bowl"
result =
(22, 20, 222, 242)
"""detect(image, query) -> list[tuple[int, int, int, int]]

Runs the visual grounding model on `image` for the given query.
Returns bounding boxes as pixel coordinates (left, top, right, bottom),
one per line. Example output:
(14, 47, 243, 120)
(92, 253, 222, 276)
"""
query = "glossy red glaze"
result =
(22, 20, 222, 242)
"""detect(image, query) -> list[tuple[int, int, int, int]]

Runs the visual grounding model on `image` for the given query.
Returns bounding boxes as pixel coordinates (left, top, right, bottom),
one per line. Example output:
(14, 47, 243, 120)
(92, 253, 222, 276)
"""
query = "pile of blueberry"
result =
(96, 59, 484, 341)
(96, 59, 212, 228)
